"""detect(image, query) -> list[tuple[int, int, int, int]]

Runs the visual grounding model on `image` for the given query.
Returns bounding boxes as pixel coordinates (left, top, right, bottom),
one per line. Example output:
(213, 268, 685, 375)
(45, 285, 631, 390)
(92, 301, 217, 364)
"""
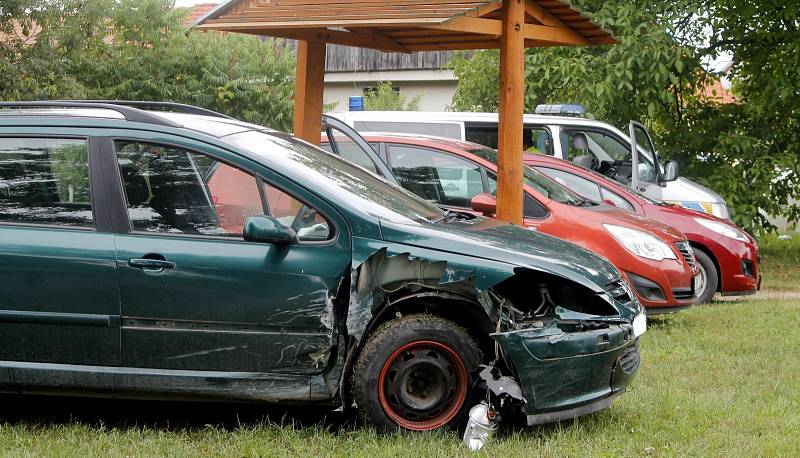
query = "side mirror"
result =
(470, 193, 497, 217)
(243, 215, 297, 244)
(601, 198, 617, 207)
(662, 160, 680, 182)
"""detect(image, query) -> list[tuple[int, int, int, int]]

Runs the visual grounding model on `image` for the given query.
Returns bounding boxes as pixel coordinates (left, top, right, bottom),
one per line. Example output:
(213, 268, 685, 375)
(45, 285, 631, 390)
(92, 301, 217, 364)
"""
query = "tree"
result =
(451, 0, 799, 233)
(1, 0, 297, 132)
(363, 81, 422, 111)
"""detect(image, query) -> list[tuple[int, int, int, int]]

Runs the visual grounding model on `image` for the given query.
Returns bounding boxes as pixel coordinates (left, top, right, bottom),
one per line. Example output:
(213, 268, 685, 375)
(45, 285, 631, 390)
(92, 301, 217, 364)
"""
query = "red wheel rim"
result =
(377, 340, 469, 431)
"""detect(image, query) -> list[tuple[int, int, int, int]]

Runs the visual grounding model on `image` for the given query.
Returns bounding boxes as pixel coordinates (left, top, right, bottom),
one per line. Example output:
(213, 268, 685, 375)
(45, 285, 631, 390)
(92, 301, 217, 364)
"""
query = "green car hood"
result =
(378, 216, 621, 295)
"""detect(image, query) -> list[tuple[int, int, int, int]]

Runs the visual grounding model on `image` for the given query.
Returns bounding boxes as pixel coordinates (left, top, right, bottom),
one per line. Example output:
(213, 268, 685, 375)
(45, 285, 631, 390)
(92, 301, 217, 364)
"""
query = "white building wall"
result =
(323, 69, 457, 112)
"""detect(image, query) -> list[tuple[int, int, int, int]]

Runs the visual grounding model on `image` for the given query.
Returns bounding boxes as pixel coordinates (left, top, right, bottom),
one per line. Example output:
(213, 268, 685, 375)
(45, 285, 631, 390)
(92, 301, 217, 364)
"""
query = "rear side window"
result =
(0, 138, 93, 227)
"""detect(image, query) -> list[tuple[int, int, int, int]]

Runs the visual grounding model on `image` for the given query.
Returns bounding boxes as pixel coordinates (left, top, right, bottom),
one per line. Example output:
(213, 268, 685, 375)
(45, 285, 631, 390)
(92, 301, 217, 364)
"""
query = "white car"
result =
(330, 109, 730, 219)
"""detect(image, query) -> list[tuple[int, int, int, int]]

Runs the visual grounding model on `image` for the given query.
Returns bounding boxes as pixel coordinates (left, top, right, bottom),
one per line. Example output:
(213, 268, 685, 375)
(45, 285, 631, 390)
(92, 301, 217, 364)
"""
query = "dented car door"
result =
(104, 134, 351, 374)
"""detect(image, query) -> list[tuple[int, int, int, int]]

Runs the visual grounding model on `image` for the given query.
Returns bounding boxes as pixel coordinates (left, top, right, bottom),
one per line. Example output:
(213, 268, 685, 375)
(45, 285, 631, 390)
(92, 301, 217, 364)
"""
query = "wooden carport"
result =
(194, 0, 615, 225)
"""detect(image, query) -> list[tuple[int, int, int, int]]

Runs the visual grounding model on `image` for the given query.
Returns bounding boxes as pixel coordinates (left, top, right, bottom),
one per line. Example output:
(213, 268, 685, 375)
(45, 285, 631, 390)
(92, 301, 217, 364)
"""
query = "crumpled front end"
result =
(485, 269, 644, 425)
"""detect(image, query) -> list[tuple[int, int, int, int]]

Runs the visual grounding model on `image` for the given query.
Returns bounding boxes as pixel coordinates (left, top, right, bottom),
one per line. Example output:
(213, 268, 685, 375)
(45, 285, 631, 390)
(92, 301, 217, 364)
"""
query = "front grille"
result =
(617, 342, 640, 374)
(605, 279, 633, 303)
(674, 241, 696, 270)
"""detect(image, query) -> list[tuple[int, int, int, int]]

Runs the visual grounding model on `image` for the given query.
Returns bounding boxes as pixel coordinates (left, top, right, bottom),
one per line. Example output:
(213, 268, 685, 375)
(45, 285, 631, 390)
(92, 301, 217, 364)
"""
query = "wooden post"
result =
(293, 38, 326, 146)
(495, 0, 525, 225)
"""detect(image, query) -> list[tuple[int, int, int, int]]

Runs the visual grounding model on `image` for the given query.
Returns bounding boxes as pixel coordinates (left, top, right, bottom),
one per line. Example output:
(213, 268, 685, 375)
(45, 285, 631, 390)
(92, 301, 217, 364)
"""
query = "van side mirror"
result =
(662, 160, 680, 182)
(470, 193, 497, 216)
(244, 215, 297, 244)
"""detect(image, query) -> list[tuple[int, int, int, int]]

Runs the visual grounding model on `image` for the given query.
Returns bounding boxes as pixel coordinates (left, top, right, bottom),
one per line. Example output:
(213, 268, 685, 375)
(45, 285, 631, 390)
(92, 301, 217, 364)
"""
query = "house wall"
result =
(323, 69, 457, 112)
(322, 46, 464, 112)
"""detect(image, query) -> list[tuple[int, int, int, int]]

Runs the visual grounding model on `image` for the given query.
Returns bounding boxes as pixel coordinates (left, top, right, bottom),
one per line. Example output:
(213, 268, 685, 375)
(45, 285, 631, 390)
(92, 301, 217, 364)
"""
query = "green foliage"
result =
(451, 0, 800, 233)
(0, 0, 297, 132)
(363, 81, 421, 111)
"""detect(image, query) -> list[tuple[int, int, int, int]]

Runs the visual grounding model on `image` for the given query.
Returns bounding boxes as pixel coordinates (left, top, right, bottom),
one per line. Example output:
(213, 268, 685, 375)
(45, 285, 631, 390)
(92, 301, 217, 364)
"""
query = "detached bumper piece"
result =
(492, 321, 640, 425)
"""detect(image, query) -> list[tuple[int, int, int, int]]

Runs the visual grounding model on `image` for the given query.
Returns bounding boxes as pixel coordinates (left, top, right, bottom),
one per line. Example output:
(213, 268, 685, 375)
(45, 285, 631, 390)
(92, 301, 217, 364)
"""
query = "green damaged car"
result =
(0, 102, 646, 432)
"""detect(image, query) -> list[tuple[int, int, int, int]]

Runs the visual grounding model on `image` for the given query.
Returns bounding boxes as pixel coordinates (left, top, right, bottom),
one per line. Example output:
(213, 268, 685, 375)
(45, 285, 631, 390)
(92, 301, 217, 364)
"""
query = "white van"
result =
(330, 110, 730, 219)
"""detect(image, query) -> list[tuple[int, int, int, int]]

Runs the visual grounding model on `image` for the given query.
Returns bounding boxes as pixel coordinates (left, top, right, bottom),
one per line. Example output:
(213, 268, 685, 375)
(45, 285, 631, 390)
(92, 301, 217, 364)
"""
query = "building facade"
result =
(323, 46, 463, 112)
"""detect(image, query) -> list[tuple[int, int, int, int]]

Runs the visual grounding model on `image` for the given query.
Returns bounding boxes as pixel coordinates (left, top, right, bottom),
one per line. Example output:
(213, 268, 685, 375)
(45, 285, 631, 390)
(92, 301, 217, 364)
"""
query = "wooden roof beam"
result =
(435, 16, 589, 45)
(524, 1, 570, 28)
(222, 27, 411, 53)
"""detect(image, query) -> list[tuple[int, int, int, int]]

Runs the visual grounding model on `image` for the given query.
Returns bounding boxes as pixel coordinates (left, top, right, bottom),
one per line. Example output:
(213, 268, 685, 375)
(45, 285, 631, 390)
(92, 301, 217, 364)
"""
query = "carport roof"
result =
(192, 0, 616, 53)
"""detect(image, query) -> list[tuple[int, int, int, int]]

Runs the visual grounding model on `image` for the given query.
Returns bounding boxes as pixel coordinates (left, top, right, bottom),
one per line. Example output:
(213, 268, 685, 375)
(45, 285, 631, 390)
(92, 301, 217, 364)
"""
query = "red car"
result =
(361, 134, 700, 314)
(524, 153, 760, 303)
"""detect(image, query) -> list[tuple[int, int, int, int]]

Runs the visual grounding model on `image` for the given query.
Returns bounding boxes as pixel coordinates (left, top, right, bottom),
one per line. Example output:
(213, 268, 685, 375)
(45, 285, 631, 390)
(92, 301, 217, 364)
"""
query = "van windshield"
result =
(469, 147, 591, 206)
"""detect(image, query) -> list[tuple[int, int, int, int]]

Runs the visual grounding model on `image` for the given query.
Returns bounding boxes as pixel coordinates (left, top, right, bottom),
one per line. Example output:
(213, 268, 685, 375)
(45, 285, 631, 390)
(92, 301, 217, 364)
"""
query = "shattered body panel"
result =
(339, 217, 643, 423)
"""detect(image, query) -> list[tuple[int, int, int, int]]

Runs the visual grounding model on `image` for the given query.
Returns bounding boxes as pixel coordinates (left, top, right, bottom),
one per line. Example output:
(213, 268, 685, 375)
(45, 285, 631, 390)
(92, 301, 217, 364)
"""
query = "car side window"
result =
(263, 182, 331, 241)
(537, 167, 603, 202)
(324, 126, 381, 175)
(115, 140, 263, 237)
(387, 144, 484, 208)
(485, 172, 548, 219)
(0, 137, 93, 227)
(600, 187, 634, 211)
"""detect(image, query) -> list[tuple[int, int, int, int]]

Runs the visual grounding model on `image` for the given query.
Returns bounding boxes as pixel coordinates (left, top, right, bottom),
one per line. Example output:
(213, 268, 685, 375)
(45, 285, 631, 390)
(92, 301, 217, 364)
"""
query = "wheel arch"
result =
(689, 242, 721, 292)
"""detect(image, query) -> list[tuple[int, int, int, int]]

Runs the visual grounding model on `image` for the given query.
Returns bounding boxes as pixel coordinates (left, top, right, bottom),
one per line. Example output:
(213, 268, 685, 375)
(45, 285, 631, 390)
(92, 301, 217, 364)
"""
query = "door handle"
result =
(128, 258, 175, 270)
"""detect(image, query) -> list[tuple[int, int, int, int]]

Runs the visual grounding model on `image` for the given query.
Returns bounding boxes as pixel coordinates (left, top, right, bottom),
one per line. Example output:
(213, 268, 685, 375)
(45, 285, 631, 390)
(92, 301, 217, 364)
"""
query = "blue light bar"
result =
(534, 104, 586, 116)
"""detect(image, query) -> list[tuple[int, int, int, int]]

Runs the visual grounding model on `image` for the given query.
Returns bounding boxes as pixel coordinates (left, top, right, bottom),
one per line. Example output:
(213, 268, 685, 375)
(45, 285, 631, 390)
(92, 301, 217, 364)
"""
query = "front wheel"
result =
(351, 314, 481, 431)
(694, 249, 718, 304)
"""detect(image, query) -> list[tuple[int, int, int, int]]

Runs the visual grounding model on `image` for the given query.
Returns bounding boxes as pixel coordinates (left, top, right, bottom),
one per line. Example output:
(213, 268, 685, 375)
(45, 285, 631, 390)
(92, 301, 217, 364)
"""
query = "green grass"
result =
(2, 299, 799, 457)
(757, 233, 800, 291)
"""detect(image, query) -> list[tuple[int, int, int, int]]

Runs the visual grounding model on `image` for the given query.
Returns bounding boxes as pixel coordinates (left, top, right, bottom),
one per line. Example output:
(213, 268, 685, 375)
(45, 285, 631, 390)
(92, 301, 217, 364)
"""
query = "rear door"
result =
(104, 134, 350, 374)
(0, 132, 120, 366)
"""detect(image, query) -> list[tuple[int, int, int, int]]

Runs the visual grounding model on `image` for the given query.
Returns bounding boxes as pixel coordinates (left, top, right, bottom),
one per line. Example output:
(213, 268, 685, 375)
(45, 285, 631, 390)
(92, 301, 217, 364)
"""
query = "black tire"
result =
(694, 249, 719, 304)
(351, 314, 481, 431)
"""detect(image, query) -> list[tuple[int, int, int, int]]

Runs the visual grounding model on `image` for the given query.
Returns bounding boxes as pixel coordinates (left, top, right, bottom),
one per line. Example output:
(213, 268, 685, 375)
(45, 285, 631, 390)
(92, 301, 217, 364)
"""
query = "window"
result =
(387, 145, 484, 208)
(115, 140, 262, 236)
(465, 124, 552, 154)
(263, 182, 331, 241)
(323, 126, 380, 174)
(115, 140, 332, 242)
(537, 167, 603, 202)
(485, 173, 548, 219)
(0, 138, 93, 227)
(561, 129, 638, 185)
(600, 187, 634, 211)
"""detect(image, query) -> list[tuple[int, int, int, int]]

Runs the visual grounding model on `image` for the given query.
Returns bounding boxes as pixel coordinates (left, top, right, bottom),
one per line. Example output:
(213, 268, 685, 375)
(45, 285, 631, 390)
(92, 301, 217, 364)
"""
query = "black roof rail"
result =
(57, 100, 235, 119)
(0, 101, 183, 127)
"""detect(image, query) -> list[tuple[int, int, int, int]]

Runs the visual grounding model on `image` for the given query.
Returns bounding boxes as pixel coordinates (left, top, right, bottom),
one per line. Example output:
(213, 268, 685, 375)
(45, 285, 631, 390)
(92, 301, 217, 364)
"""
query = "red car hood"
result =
(580, 204, 688, 242)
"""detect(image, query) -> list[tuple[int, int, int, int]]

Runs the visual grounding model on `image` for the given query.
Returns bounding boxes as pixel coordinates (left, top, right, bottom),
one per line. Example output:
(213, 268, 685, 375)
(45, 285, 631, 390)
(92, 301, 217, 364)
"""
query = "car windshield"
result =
(468, 146, 590, 206)
(226, 131, 444, 224)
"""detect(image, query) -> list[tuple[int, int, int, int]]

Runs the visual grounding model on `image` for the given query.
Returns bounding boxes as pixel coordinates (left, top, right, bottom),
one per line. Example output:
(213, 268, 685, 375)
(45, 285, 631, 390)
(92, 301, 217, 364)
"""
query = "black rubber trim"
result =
(96, 137, 132, 234)
(87, 136, 111, 232)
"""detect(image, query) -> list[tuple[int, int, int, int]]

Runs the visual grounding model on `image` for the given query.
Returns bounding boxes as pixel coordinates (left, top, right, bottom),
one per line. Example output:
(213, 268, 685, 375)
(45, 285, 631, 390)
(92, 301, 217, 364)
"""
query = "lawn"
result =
(758, 233, 800, 291)
(2, 297, 799, 457)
